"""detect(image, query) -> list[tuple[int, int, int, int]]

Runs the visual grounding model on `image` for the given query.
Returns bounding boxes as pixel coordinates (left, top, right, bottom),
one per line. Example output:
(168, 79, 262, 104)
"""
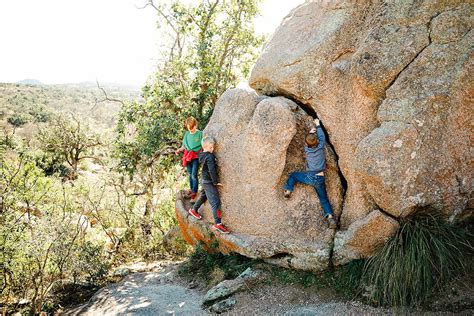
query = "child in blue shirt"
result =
(284, 118, 337, 229)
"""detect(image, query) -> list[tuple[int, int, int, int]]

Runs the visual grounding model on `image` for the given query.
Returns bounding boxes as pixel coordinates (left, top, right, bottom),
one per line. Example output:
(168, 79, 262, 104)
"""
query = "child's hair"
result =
(202, 136, 216, 147)
(305, 133, 318, 148)
(185, 117, 198, 130)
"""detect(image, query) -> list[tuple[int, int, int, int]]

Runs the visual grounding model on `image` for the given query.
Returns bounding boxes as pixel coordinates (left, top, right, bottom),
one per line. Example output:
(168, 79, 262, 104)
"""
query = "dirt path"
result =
(65, 262, 396, 315)
(65, 264, 206, 315)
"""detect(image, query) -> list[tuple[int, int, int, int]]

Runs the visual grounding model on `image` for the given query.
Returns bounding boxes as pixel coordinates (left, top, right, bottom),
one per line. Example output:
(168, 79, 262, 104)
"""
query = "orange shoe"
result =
(188, 209, 202, 220)
(212, 223, 230, 234)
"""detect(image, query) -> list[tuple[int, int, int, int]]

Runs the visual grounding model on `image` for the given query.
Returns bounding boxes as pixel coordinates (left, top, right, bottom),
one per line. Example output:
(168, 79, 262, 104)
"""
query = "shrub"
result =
(361, 210, 473, 307)
(7, 113, 32, 127)
(29, 105, 52, 123)
(69, 241, 110, 284)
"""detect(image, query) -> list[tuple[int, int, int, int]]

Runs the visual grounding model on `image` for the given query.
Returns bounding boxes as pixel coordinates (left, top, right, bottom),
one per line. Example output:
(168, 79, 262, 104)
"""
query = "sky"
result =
(0, 0, 304, 86)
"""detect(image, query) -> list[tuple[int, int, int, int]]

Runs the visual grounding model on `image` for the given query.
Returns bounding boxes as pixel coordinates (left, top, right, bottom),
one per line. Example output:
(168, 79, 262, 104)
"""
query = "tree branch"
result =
(93, 79, 125, 110)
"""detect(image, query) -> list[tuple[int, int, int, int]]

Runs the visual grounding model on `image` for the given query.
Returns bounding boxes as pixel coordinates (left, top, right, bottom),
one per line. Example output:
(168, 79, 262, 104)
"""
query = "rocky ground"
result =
(64, 260, 473, 315)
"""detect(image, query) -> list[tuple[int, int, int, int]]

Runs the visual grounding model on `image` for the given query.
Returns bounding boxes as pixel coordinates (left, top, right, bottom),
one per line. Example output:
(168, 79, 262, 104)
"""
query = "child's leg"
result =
(202, 183, 221, 224)
(313, 176, 334, 218)
(186, 162, 194, 192)
(190, 158, 199, 193)
(284, 171, 315, 191)
(192, 189, 207, 212)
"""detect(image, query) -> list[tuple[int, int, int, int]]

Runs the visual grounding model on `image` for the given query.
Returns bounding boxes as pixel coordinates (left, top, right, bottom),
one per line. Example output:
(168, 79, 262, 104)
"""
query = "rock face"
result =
(177, 0, 473, 270)
(175, 88, 344, 271)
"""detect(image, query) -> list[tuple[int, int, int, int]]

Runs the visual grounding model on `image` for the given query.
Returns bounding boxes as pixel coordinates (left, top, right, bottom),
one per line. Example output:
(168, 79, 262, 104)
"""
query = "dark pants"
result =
(284, 171, 334, 218)
(193, 182, 221, 224)
(186, 158, 199, 193)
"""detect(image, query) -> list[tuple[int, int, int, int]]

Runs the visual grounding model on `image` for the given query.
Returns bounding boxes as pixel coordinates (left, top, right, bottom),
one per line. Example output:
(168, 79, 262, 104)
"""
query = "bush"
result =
(29, 105, 52, 123)
(7, 113, 32, 127)
(32, 149, 64, 175)
(69, 241, 110, 284)
(361, 210, 473, 307)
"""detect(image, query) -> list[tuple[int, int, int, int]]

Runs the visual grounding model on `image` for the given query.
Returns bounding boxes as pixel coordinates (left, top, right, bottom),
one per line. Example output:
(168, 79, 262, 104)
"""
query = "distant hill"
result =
(16, 79, 43, 85)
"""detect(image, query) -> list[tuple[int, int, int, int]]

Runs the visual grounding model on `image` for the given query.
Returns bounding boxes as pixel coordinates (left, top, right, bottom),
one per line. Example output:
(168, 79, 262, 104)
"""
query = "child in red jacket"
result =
(176, 117, 202, 200)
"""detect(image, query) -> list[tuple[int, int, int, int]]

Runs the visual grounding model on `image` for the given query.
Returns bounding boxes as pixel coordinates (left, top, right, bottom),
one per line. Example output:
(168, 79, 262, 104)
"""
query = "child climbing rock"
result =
(188, 136, 230, 234)
(283, 118, 338, 229)
(175, 117, 203, 201)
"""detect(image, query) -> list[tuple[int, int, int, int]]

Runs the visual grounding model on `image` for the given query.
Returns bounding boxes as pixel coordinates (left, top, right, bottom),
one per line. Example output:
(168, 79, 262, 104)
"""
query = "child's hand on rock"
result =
(216, 183, 223, 187)
(314, 118, 320, 126)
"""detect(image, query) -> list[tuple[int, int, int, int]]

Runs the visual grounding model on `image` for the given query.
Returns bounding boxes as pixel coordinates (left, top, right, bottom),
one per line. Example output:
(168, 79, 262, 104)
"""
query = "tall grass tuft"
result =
(362, 210, 473, 307)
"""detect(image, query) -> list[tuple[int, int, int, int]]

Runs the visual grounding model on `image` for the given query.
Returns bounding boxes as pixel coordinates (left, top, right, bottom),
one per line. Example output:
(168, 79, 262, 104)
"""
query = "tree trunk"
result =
(141, 189, 154, 237)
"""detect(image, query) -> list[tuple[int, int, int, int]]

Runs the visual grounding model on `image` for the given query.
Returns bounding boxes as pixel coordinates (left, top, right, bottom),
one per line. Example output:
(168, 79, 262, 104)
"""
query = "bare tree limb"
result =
(93, 79, 125, 110)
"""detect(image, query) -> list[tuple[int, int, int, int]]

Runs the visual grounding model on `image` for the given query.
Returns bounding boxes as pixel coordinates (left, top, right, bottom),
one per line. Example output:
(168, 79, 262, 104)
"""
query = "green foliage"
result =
(0, 154, 112, 313)
(178, 244, 257, 284)
(115, 0, 264, 175)
(270, 267, 319, 288)
(32, 148, 66, 176)
(115, 105, 181, 175)
(7, 113, 32, 127)
(38, 115, 102, 176)
(28, 105, 53, 123)
(106, 166, 189, 263)
(68, 241, 110, 284)
(268, 259, 365, 296)
(333, 259, 365, 297)
(361, 211, 473, 307)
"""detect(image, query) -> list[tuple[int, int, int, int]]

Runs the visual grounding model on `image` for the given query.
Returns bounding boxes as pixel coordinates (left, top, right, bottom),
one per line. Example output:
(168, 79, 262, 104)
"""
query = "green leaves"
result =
(114, 0, 264, 176)
(37, 115, 102, 176)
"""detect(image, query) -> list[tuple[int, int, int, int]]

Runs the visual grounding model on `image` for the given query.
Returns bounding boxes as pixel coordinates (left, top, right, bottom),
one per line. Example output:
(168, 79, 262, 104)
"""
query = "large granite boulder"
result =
(249, 0, 472, 264)
(177, 0, 472, 270)
(176, 87, 343, 271)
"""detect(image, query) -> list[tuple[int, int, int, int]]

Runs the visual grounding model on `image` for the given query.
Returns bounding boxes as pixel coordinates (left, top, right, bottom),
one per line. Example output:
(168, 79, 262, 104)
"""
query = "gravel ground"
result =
(229, 282, 390, 315)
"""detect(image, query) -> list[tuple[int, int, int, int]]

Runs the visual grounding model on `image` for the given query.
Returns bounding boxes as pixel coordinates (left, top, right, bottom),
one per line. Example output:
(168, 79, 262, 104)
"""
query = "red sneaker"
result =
(212, 223, 230, 234)
(188, 209, 202, 220)
(190, 192, 197, 201)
